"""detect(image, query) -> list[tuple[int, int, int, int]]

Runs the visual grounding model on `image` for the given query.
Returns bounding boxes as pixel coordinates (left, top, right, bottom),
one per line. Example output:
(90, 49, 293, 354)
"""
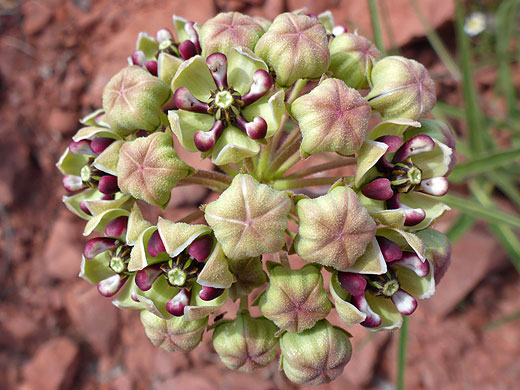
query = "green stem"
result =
(179, 169, 231, 192)
(287, 79, 308, 104)
(220, 164, 238, 177)
(257, 137, 273, 180)
(177, 209, 204, 224)
(283, 158, 357, 179)
(244, 157, 258, 180)
(368, 0, 387, 55)
(272, 176, 344, 191)
(397, 316, 408, 390)
(266, 134, 302, 179)
(239, 297, 249, 312)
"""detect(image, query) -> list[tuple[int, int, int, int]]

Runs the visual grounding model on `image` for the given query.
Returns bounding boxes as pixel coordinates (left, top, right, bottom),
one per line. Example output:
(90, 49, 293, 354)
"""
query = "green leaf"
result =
(449, 148, 520, 182)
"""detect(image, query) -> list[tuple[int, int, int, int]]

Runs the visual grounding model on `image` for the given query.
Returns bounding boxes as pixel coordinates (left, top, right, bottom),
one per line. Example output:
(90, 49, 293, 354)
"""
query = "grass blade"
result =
(367, 0, 387, 55)
(446, 214, 475, 243)
(449, 148, 520, 182)
(487, 171, 520, 211)
(397, 316, 408, 390)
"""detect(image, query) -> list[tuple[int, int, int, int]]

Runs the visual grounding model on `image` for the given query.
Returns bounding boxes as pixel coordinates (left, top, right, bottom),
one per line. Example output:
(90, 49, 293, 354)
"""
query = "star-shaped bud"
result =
(366, 56, 436, 120)
(280, 320, 352, 385)
(204, 174, 291, 260)
(212, 312, 278, 372)
(117, 132, 192, 207)
(294, 186, 376, 271)
(102, 66, 171, 136)
(255, 12, 330, 86)
(259, 264, 331, 333)
(291, 78, 371, 156)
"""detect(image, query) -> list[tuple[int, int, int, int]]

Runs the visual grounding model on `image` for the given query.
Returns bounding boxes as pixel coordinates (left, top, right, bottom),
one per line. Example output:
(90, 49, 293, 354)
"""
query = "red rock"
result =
(47, 109, 79, 135)
(65, 282, 120, 354)
(22, 1, 53, 35)
(22, 337, 79, 390)
(0, 305, 39, 342)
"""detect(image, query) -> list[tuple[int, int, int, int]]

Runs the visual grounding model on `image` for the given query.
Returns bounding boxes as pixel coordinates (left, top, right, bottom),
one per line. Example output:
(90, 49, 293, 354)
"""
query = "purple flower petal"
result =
(83, 237, 119, 259)
(391, 252, 430, 277)
(104, 216, 129, 237)
(188, 235, 214, 262)
(145, 60, 158, 76)
(199, 286, 225, 301)
(79, 200, 92, 216)
(419, 177, 449, 196)
(178, 40, 198, 60)
(337, 272, 367, 296)
(156, 28, 173, 44)
(135, 265, 163, 291)
(97, 274, 127, 297)
(184, 22, 201, 53)
(391, 289, 417, 315)
(147, 230, 166, 257)
(234, 115, 267, 140)
(90, 137, 115, 155)
(241, 69, 273, 106)
(194, 120, 225, 152)
(166, 288, 190, 316)
(392, 134, 435, 163)
(69, 140, 95, 156)
(387, 193, 426, 226)
(376, 236, 403, 263)
(62, 175, 86, 192)
(131, 50, 146, 66)
(173, 87, 209, 114)
(362, 178, 394, 201)
(98, 175, 119, 195)
(352, 295, 382, 328)
(206, 53, 228, 89)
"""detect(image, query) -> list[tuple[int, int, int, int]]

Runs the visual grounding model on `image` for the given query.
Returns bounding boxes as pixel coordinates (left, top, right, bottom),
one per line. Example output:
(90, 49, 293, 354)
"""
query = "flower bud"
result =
(117, 132, 192, 207)
(291, 78, 371, 156)
(212, 313, 278, 372)
(254, 13, 330, 86)
(204, 174, 291, 260)
(416, 229, 451, 283)
(102, 66, 171, 136)
(140, 309, 207, 352)
(329, 33, 381, 89)
(199, 12, 264, 57)
(280, 320, 352, 385)
(366, 56, 436, 120)
(259, 264, 331, 333)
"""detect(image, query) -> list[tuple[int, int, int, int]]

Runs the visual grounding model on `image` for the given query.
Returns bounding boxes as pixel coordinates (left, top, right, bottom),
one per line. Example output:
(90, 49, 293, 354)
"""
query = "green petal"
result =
(185, 283, 228, 321)
(136, 32, 159, 60)
(80, 109, 106, 126)
(376, 228, 426, 260)
(126, 203, 152, 246)
(79, 252, 113, 285)
(172, 55, 216, 102)
(93, 140, 123, 176)
(242, 89, 286, 138)
(370, 209, 406, 229)
(113, 274, 144, 310)
(128, 226, 169, 272)
(62, 188, 98, 220)
(84, 194, 132, 217)
(158, 52, 183, 86)
(398, 260, 435, 299)
(368, 118, 421, 141)
(168, 109, 214, 152)
(211, 126, 260, 166)
(173, 15, 193, 43)
(318, 10, 335, 34)
(157, 218, 212, 257)
(348, 239, 387, 274)
(56, 148, 89, 176)
(197, 243, 235, 289)
(136, 277, 178, 319)
(399, 192, 450, 231)
(411, 138, 453, 178)
(72, 126, 121, 142)
(329, 273, 366, 325)
(365, 294, 402, 330)
(355, 139, 388, 187)
(227, 47, 268, 95)
(83, 208, 129, 237)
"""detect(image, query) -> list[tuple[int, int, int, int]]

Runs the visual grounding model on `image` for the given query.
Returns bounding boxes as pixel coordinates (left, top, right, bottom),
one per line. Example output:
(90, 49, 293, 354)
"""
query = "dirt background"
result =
(1, 0, 519, 389)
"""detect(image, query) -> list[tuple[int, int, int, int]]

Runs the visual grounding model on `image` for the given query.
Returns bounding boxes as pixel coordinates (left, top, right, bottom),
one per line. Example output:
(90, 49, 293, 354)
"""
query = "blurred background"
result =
(1, 0, 519, 389)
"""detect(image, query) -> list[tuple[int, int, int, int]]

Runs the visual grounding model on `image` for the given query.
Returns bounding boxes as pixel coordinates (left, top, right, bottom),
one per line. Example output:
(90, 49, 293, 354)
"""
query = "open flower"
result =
(355, 119, 454, 229)
(168, 48, 285, 165)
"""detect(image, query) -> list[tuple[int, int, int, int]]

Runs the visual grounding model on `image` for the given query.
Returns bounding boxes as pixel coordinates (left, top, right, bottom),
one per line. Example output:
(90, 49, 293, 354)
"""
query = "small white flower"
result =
(464, 12, 486, 37)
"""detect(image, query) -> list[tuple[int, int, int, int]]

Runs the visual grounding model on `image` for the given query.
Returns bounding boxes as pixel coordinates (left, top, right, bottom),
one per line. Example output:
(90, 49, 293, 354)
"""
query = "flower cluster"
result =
(57, 9, 454, 385)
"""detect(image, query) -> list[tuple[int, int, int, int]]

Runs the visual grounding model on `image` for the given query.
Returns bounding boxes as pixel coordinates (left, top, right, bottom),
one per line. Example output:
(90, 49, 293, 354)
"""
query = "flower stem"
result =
(178, 169, 232, 191)
(368, 0, 387, 55)
(220, 164, 238, 177)
(244, 157, 258, 180)
(239, 297, 249, 312)
(272, 176, 344, 191)
(265, 133, 302, 179)
(397, 316, 408, 390)
(177, 209, 204, 223)
(283, 158, 357, 179)
(257, 137, 273, 180)
(287, 79, 308, 104)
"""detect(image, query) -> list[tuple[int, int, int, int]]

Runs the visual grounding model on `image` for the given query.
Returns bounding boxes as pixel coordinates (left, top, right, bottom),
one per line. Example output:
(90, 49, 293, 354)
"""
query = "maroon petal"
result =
(62, 175, 86, 192)
(188, 235, 214, 262)
(83, 237, 119, 259)
(173, 87, 209, 114)
(337, 272, 367, 296)
(166, 288, 191, 317)
(135, 265, 163, 291)
(90, 137, 115, 155)
(391, 289, 418, 315)
(97, 274, 127, 297)
(352, 295, 382, 328)
(147, 230, 166, 257)
(362, 178, 394, 201)
(241, 69, 273, 106)
(391, 252, 430, 277)
(387, 193, 426, 226)
(98, 175, 119, 195)
(184, 22, 201, 53)
(234, 115, 267, 140)
(104, 216, 129, 237)
(145, 60, 158, 76)
(194, 120, 225, 152)
(131, 50, 146, 66)
(156, 28, 173, 44)
(101, 194, 115, 201)
(178, 40, 198, 60)
(392, 135, 435, 163)
(419, 177, 449, 196)
(376, 236, 403, 263)
(199, 286, 225, 301)
(375, 135, 403, 153)
(79, 200, 92, 216)
(69, 140, 95, 156)
(206, 53, 228, 89)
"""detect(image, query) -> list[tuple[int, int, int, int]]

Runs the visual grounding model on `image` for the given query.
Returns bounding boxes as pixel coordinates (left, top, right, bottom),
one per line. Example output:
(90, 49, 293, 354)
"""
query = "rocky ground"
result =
(1, 0, 519, 389)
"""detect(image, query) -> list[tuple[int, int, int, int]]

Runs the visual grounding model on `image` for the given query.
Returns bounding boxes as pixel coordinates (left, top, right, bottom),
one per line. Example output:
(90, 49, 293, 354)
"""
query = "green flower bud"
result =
(416, 229, 451, 283)
(212, 312, 278, 372)
(199, 12, 264, 57)
(280, 320, 352, 385)
(366, 56, 436, 120)
(140, 310, 207, 352)
(204, 174, 291, 260)
(255, 13, 330, 87)
(329, 33, 381, 89)
(294, 186, 376, 271)
(117, 132, 193, 208)
(259, 264, 331, 333)
(102, 66, 171, 136)
(291, 78, 371, 156)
